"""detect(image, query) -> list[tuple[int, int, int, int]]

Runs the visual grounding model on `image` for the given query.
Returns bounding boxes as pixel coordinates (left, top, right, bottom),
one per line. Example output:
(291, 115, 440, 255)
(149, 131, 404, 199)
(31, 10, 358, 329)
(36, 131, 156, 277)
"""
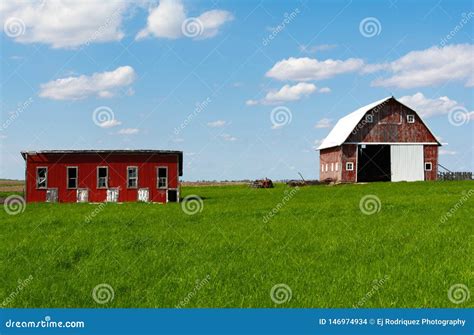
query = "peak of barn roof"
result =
(316, 96, 441, 150)
(317, 96, 393, 150)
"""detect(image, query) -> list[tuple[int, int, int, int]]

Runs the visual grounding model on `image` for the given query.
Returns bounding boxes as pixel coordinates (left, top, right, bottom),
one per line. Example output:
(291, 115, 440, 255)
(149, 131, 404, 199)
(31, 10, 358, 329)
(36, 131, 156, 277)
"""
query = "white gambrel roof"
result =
(317, 97, 392, 150)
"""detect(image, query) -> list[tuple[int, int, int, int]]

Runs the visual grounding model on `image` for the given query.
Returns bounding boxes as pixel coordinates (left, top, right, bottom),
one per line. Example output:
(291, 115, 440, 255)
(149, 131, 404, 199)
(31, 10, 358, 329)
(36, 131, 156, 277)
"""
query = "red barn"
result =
(317, 97, 441, 183)
(21, 150, 183, 203)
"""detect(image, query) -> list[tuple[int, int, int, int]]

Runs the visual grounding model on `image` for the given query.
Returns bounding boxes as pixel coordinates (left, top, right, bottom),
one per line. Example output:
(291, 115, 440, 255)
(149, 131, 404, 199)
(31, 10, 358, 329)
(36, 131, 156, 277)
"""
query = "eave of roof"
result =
(20, 150, 184, 176)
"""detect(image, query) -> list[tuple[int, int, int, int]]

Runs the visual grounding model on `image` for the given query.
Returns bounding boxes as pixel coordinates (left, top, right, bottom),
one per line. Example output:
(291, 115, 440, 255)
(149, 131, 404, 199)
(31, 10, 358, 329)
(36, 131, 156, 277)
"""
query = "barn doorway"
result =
(357, 145, 391, 182)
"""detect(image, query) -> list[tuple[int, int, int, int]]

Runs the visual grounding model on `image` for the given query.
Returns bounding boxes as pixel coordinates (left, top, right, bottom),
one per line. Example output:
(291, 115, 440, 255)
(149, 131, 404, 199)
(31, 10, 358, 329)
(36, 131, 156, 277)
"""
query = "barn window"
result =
(67, 167, 78, 189)
(157, 167, 168, 189)
(36, 167, 48, 189)
(365, 114, 373, 123)
(127, 167, 138, 188)
(97, 167, 108, 189)
(407, 115, 415, 123)
(325, 164, 328, 172)
(321, 164, 324, 172)
(346, 162, 354, 171)
(331, 163, 334, 171)
(425, 162, 432, 171)
(335, 163, 339, 171)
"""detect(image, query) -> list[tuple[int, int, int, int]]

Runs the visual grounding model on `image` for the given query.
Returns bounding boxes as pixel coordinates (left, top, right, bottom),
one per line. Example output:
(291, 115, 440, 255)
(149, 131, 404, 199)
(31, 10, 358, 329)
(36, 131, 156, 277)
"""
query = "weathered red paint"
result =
(22, 150, 183, 203)
(319, 146, 342, 181)
(346, 99, 438, 143)
(424, 145, 438, 181)
(319, 98, 440, 183)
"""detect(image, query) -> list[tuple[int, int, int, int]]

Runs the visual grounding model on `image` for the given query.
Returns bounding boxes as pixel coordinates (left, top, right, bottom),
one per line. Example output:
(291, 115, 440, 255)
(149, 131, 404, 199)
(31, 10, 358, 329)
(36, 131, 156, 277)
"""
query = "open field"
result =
(1, 181, 473, 308)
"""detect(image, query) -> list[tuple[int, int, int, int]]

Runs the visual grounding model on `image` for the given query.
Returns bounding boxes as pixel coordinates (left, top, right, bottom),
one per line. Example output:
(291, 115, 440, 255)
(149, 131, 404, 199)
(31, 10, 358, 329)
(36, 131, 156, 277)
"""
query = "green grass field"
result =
(1, 181, 473, 308)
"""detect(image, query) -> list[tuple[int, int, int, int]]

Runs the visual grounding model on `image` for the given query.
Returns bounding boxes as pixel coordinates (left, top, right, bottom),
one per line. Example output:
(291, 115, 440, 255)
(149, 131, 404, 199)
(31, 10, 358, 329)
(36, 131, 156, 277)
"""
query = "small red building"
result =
(21, 150, 183, 203)
(317, 97, 441, 183)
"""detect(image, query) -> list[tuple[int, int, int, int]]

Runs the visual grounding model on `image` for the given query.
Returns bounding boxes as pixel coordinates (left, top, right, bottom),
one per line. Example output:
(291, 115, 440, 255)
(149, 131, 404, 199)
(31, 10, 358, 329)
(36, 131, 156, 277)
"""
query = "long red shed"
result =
(317, 97, 441, 183)
(21, 150, 183, 203)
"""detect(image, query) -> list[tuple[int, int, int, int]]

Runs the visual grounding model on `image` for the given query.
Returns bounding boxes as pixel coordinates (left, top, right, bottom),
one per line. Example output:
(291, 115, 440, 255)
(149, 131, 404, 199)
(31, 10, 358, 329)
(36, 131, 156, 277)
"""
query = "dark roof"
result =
(21, 150, 184, 176)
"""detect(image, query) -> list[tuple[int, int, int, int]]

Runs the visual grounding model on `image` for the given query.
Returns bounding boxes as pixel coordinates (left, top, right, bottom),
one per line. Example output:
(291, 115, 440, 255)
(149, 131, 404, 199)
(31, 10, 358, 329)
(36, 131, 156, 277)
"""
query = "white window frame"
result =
(157, 166, 168, 189)
(321, 164, 324, 172)
(365, 114, 373, 123)
(67, 166, 78, 189)
(325, 164, 328, 172)
(97, 166, 108, 189)
(335, 163, 339, 172)
(425, 162, 432, 171)
(127, 166, 138, 189)
(331, 163, 334, 172)
(346, 162, 354, 171)
(36, 166, 48, 189)
(407, 114, 415, 123)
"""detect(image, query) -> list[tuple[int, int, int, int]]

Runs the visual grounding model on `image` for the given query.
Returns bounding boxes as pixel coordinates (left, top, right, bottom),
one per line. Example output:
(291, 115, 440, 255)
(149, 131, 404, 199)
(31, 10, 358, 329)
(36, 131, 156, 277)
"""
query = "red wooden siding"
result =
(346, 99, 438, 144)
(424, 145, 438, 181)
(319, 147, 342, 182)
(341, 144, 357, 182)
(24, 152, 181, 203)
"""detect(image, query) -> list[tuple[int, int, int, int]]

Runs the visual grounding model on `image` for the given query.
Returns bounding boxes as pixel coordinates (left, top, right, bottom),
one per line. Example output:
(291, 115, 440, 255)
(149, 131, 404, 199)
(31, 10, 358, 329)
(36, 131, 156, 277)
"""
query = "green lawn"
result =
(1, 181, 473, 308)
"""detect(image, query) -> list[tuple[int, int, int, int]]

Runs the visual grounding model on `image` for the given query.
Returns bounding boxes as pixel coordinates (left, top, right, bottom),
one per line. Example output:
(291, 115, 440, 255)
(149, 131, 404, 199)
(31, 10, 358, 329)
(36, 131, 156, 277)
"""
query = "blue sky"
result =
(1, 0, 473, 181)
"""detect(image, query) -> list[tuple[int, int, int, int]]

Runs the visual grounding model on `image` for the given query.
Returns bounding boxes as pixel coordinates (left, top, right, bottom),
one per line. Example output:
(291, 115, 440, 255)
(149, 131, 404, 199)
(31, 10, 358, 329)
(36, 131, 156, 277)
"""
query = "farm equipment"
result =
(250, 178, 274, 188)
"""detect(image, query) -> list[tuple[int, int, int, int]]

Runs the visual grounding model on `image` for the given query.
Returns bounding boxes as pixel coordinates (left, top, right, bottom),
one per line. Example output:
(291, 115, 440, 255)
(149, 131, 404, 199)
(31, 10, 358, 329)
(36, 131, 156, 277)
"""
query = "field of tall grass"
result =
(1, 181, 473, 308)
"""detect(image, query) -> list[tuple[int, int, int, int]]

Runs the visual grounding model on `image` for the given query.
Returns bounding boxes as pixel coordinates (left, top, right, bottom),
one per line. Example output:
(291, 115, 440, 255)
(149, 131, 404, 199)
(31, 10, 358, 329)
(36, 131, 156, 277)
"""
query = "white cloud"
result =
(299, 44, 337, 53)
(220, 133, 237, 141)
(264, 83, 317, 103)
(98, 119, 122, 128)
(247, 83, 318, 105)
(314, 118, 332, 129)
(118, 128, 139, 135)
(207, 120, 227, 127)
(196, 10, 234, 39)
(318, 87, 331, 93)
(369, 44, 474, 88)
(136, 0, 232, 40)
(439, 149, 457, 155)
(39, 66, 136, 100)
(245, 99, 259, 106)
(266, 56, 364, 81)
(399, 92, 460, 118)
(0, 1, 129, 48)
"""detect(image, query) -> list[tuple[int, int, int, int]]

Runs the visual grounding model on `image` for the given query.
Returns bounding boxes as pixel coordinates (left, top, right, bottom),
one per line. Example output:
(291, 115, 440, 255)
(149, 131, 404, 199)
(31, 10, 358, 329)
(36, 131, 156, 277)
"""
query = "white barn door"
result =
(390, 145, 424, 182)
